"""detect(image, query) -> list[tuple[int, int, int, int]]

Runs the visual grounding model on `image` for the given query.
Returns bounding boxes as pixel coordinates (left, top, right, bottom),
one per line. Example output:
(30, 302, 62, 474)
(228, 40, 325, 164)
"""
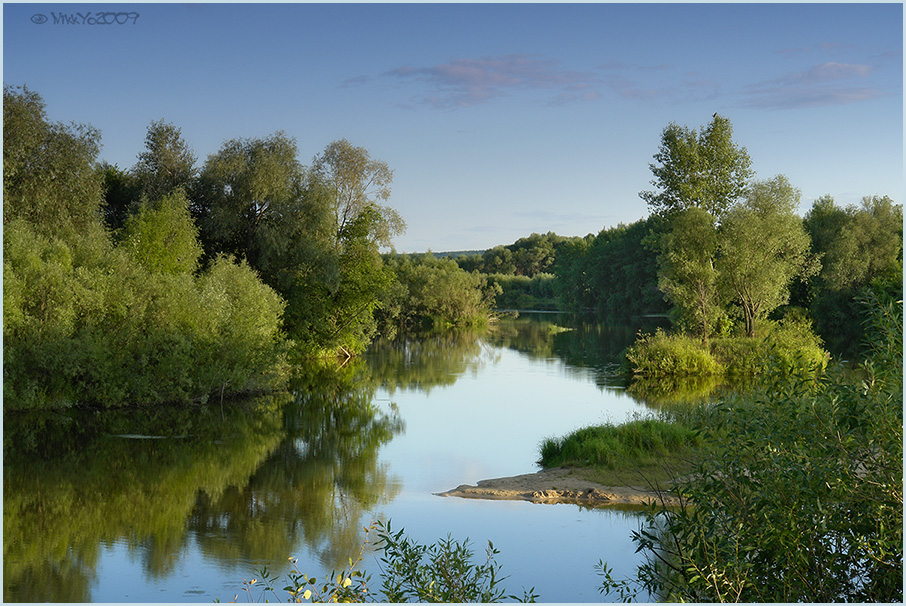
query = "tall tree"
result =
(658, 207, 723, 343)
(641, 114, 753, 219)
(3, 85, 104, 238)
(194, 131, 303, 265)
(132, 119, 197, 202)
(312, 138, 404, 247)
(717, 175, 816, 337)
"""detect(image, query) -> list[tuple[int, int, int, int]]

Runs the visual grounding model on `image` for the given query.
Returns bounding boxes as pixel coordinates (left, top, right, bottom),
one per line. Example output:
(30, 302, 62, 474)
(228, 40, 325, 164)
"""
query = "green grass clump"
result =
(538, 417, 701, 473)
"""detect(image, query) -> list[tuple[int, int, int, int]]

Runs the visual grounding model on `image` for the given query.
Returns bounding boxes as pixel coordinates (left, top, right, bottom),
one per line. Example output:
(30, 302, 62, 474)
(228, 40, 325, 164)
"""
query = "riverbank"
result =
(436, 466, 679, 507)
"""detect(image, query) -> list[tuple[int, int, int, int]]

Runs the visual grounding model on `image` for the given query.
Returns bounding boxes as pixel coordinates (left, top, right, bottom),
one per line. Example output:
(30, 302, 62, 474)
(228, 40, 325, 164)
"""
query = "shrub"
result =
(233, 520, 538, 603)
(624, 329, 722, 377)
(600, 299, 902, 602)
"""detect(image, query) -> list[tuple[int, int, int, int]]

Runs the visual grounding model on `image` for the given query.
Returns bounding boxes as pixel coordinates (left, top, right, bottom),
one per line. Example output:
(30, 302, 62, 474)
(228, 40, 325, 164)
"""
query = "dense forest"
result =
(4, 86, 901, 410)
(3, 86, 494, 410)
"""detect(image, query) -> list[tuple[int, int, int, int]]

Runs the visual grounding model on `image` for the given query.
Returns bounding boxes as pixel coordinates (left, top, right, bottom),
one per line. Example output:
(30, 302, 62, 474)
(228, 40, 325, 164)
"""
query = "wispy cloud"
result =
(739, 61, 881, 109)
(383, 54, 601, 108)
(597, 63, 721, 104)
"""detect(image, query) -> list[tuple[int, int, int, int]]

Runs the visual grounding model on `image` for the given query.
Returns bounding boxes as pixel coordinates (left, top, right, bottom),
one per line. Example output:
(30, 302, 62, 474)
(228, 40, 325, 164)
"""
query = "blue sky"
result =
(3, 2, 903, 252)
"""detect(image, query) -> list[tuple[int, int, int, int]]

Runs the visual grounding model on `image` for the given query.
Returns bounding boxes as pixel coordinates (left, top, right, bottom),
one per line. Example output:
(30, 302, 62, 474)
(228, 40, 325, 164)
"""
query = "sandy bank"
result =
(436, 467, 679, 507)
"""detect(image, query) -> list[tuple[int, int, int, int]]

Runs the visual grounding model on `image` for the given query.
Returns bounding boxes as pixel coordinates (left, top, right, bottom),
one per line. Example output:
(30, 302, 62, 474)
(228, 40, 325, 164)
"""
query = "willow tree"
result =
(312, 138, 405, 248)
(717, 175, 816, 337)
(3, 85, 104, 239)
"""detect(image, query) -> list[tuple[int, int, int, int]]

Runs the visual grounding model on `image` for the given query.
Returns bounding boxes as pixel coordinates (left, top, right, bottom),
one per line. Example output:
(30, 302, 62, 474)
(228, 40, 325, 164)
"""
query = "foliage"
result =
(601, 299, 902, 602)
(486, 273, 557, 310)
(120, 189, 203, 274)
(234, 521, 537, 603)
(458, 232, 582, 278)
(717, 175, 816, 337)
(803, 194, 903, 358)
(194, 131, 305, 265)
(657, 207, 723, 343)
(3, 217, 288, 409)
(640, 113, 753, 219)
(3, 85, 105, 239)
(381, 253, 497, 330)
(624, 329, 722, 377)
(132, 119, 198, 203)
(311, 138, 404, 248)
(553, 218, 667, 318)
(625, 317, 829, 379)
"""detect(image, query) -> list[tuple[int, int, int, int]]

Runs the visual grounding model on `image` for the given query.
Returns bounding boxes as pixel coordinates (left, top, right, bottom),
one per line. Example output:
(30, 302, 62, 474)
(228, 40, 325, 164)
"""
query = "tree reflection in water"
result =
(3, 361, 403, 602)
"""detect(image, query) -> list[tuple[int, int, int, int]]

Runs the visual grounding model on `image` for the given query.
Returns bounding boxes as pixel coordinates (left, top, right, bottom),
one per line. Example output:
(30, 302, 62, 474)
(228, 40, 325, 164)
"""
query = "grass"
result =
(538, 415, 702, 487)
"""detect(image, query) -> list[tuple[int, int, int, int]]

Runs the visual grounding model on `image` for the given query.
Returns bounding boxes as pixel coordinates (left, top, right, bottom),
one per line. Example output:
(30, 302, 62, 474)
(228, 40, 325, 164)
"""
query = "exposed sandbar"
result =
(435, 467, 679, 507)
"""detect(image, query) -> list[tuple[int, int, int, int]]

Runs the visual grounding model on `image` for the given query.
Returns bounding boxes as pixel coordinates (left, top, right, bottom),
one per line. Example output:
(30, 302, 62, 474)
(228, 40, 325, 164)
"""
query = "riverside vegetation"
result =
(6, 86, 902, 602)
(3, 85, 497, 411)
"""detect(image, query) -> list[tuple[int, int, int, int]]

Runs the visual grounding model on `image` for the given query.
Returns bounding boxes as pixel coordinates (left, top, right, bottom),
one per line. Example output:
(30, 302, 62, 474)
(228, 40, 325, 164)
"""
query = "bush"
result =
(3, 222, 287, 410)
(234, 520, 538, 603)
(601, 299, 902, 602)
(624, 329, 722, 377)
(625, 317, 829, 378)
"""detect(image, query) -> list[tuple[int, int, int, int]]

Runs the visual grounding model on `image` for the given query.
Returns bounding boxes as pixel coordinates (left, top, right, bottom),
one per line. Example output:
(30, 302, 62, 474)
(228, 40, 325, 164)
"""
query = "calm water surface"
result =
(4, 313, 674, 602)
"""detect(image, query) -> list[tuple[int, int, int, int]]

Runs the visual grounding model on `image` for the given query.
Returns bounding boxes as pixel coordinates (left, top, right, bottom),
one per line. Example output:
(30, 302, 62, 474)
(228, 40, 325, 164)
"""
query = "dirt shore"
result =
(435, 467, 679, 507)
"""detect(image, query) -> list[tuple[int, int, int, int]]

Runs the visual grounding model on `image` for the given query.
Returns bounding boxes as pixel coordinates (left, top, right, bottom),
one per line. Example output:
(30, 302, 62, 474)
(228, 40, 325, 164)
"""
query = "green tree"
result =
(658, 207, 723, 343)
(717, 175, 816, 337)
(195, 131, 304, 265)
(819, 195, 902, 290)
(195, 135, 405, 355)
(120, 190, 203, 275)
(3, 85, 104, 238)
(311, 138, 404, 247)
(132, 119, 198, 203)
(641, 114, 753, 219)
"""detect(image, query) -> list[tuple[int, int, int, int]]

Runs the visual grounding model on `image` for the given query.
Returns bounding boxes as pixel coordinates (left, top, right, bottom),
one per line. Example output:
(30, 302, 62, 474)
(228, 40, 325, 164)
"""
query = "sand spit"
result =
(436, 467, 679, 507)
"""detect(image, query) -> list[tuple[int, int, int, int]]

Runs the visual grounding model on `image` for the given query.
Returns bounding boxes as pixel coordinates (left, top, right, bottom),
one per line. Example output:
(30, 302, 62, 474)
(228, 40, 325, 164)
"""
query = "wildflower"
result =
(302, 589, 312, 600)
(342, 578, 352, 588)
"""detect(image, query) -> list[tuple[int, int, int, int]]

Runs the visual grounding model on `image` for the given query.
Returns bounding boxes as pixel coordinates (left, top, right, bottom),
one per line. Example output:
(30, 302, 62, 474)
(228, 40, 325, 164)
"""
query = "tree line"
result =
(459, 114, 901, 361)
(3, 85, 493, 410)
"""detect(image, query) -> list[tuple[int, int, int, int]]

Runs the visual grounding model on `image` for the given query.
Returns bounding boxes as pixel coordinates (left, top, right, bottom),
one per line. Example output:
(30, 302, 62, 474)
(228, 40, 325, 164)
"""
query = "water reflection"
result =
(4, 397, 286, 601)
(367, 329, 494, 394)
(3, 363, 403, 602)
(5, 313, 738, 602)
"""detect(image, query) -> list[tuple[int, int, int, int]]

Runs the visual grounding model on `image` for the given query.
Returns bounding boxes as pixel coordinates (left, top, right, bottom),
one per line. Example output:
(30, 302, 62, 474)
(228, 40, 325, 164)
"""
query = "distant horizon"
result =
(4, 2, 901, 253)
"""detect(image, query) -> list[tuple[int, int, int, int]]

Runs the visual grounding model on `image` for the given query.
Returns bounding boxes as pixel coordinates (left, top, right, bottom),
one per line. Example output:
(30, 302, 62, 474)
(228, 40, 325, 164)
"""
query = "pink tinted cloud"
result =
(385, 54, 600, 108)
(740, 61, 881, 109)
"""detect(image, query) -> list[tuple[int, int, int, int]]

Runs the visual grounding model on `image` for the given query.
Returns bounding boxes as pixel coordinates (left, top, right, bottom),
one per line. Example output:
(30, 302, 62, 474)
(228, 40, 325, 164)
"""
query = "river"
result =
(4, 312, 685, 602)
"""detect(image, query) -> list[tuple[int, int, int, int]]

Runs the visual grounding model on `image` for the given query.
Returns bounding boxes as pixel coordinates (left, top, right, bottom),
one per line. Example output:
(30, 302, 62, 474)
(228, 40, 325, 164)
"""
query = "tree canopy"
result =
(717, 175, 816, 337)
(640, 114, 753, 219)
